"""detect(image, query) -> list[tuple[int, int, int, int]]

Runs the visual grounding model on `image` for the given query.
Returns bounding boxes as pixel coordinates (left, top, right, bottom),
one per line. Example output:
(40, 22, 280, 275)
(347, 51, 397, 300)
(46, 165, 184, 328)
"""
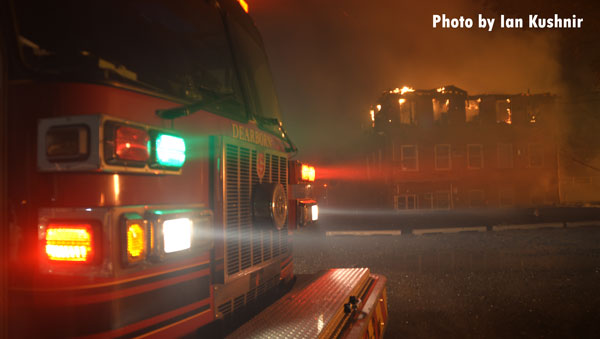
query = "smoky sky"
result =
(251, 0, 567, 164)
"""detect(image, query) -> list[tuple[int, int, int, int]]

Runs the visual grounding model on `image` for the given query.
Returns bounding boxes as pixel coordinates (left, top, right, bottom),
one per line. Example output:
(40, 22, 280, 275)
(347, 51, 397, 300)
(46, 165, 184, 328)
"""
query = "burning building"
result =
(367, 85, 558, 209)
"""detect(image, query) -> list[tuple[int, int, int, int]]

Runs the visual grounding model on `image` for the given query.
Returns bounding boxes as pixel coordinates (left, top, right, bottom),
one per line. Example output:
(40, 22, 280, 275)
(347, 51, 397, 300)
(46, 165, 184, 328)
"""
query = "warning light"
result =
(127, 223, 146, 261)
(301, 164, 316, 182)
(115, 125, 150, 162)
(46, 125, 89, 161)
(163, 218, 192, 253)
(237, 0, 249, 13)
(45, 224, 93, 262)
(155, 134, 186, 168)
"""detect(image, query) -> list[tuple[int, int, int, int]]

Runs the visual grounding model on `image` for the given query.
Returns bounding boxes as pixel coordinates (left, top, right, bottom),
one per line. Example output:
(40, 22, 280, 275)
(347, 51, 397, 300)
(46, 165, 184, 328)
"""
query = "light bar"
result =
(301, 164, 316, 182)
(311, 204, 319, 221)
(45, 224, 93, 262)
(115, 125, 150, 162)
(155, 134, 186, 168)
(163, 218, 192, 253)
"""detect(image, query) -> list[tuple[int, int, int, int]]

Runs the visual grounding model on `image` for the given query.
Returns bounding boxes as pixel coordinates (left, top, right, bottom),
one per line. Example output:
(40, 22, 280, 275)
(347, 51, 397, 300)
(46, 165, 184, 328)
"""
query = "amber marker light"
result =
(301, 164, 316, 182)
(45, 224, 93, 262)
(127, 223, 147, 261)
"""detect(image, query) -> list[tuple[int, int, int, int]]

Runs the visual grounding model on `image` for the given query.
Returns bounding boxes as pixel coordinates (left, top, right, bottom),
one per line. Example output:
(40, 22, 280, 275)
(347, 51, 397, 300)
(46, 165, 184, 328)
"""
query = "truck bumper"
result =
(227, 268, 388, 338)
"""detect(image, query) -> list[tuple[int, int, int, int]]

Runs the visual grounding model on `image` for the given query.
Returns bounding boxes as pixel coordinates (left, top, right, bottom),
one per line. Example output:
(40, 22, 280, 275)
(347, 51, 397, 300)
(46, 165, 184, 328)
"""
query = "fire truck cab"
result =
(1, 0, 387, 337)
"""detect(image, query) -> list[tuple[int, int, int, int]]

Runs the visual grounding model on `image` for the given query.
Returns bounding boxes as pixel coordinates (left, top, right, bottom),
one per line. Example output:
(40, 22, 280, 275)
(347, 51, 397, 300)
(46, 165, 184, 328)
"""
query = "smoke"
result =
(251, 0, 563, 163)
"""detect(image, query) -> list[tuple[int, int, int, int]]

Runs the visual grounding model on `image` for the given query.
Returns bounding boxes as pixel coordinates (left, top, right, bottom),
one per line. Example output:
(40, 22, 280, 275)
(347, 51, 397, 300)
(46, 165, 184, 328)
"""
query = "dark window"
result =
(400, 145, 418, 171)
(499, 188, 514, 207)
(435, 191, 451, 209)
(467, 144, 483, 169)
(497, 143, 514, 169)
(435, 144, 451, 170)
(529, 144, 544, 168)
(469, 190, 485, 207)
(420, 193, 433, 209)
(394, 195, 416, 210)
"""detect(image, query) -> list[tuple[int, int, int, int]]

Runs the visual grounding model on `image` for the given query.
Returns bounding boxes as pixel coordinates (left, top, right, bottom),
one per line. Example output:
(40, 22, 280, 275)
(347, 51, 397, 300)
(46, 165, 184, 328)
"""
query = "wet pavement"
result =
(292, 223, 600, 338)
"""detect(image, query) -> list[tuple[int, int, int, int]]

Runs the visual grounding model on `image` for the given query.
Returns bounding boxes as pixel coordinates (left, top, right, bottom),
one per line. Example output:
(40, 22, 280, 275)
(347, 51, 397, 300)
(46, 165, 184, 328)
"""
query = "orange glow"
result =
(150, 221, 154, 251)
(317, 164, 367, 181)
(45, 224, 93, 262)
(390, 86, 415, 94)
(398, 98, 406, 105)
(370, 109, 375, 122)
(127, 223, 146, 260)
(113, 174, 120, 204)
(400, 86, 414, 95)
(301, 164, 316, 182)
(237, 0, 249, 13)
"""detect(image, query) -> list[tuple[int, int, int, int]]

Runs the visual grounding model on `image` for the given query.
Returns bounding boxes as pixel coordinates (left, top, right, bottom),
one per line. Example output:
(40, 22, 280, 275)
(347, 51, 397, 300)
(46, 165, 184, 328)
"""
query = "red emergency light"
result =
(105, 123, 150, 164)
(115, 125, 150, 162)
(45, 223, 94, 262)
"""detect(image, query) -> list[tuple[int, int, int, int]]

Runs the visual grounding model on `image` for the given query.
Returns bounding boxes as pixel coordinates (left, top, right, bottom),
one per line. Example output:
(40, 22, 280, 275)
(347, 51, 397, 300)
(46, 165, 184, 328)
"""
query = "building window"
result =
(420, 193, 433, 209)
(467, 144, 483, 169)
(434, 191, 451, 209)
(497, 143, 514, 169)
(398, 99, 417, 125)
(499, 188, 515, 207)
(528, 143, 544, 168)
(465, 99, 480, 122)
(469, 190, 485, 207)
(435, 144, 451, 170)
(396, 145, 418, 171)
(530, 192, 545, 206)
(495, 99, 512, 124)
(394, 194, 416, 210)
(527, 104, 541, 124)
(432, 98, 449, 123)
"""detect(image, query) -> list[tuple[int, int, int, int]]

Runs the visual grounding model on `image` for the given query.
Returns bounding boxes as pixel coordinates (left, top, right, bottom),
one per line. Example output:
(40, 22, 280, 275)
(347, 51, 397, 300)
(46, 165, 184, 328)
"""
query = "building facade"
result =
(368, 85, 558, 210)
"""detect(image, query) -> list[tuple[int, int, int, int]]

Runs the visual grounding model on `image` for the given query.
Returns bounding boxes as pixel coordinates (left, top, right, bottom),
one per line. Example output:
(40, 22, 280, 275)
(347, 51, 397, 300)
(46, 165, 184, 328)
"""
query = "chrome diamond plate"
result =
(227, 268, 371, 339)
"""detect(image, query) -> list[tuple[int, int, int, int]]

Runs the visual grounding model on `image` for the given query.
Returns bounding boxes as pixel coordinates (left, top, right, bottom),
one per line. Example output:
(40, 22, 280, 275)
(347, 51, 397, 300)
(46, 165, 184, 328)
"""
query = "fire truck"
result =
(0, 0, 387, 337)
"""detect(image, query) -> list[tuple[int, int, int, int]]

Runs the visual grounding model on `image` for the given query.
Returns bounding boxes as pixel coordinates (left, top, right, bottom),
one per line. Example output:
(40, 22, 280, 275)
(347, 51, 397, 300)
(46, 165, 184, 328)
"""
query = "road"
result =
(318, 207, 600, 232)
(292, 223, 600, 338)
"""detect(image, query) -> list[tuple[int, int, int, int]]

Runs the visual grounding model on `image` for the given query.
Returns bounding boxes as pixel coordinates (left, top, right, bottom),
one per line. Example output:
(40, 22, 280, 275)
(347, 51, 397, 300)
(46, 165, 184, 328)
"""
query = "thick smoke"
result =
(251, 0, 563, 163)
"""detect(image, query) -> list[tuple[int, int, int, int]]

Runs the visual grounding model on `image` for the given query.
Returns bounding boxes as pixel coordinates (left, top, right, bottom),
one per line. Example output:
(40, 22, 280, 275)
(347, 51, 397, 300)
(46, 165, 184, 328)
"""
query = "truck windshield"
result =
(227, 18, 283, 123)
(12, 0, 246, 120)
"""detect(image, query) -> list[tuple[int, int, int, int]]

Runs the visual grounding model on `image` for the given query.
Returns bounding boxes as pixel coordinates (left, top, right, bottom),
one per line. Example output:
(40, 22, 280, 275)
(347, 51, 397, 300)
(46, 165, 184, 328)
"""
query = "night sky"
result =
(250, 0, 596, 164)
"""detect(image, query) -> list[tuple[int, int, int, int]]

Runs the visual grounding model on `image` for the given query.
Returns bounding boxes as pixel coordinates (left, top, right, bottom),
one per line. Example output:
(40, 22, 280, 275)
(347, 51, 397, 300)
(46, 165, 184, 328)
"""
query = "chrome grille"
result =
(224, 140, 288, 278)
(218, 300, 232, 317)
(217, 274, 280, 318)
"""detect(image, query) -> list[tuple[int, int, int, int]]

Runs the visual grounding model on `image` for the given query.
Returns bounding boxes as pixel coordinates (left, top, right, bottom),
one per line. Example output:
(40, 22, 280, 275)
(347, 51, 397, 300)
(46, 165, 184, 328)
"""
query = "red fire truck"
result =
(1, 0, 387, 337)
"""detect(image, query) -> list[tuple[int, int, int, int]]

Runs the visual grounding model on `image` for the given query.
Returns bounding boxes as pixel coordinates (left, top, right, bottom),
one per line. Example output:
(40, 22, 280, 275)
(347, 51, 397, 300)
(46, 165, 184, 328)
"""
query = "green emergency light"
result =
(155, 133, 186, 168)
